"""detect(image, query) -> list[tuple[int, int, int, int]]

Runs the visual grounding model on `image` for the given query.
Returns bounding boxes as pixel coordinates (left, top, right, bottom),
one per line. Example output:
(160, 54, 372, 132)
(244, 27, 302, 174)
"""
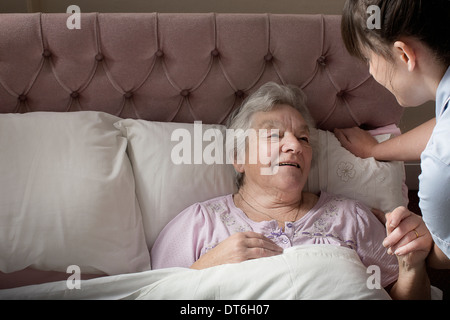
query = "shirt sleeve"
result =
(354, 202, 399, 288)
(150, 203, 210, 269)
(419, 152, 450, 258)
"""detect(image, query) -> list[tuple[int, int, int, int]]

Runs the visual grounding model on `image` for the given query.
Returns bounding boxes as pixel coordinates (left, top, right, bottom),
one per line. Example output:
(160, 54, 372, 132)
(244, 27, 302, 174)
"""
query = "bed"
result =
(0, 12, 438, 300)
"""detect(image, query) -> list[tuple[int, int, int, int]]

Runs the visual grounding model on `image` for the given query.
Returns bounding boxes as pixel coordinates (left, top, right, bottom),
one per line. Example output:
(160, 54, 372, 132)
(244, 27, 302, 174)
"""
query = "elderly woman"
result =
(151, 82, 431, 299)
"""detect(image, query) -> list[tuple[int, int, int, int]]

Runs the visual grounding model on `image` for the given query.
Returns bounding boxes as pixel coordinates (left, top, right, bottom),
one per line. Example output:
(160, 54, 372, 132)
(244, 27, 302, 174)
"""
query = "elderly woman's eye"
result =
(299, 136, 309, 143)
(270, 133, 280, 138)
(267, 130, 280, 139)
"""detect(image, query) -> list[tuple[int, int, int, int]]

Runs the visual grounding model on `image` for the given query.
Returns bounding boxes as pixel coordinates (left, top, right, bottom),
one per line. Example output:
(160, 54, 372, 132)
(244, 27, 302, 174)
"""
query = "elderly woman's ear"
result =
(233, 162, 245, 174)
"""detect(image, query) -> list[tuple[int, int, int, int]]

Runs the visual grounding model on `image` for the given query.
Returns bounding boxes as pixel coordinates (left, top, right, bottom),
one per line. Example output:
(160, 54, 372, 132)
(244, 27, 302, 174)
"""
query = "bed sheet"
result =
(0, 245, 392, 300)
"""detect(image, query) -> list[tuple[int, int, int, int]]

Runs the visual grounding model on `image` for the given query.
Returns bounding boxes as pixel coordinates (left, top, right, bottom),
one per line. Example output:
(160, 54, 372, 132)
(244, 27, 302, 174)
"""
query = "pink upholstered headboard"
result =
(0, 13, 403, 130)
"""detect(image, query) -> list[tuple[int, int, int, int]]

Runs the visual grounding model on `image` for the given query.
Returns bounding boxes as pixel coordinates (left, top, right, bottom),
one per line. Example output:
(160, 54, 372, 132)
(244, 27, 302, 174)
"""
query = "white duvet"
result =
(1, 245, 396, 300)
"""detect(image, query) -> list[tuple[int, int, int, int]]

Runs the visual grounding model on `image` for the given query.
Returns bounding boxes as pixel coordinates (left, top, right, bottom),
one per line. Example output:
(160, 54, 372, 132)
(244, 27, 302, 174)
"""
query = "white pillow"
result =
(115, 120, 237, 251)
(0, 112, 151, 275)
(306, 128, 406, 213)
(115, 119, 406, 255)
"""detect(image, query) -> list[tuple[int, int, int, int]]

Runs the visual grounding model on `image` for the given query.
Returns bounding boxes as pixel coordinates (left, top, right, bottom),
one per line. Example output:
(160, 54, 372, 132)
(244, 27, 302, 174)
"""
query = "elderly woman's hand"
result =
(383, 206, 433, 268)
(190, 232, 283, 270)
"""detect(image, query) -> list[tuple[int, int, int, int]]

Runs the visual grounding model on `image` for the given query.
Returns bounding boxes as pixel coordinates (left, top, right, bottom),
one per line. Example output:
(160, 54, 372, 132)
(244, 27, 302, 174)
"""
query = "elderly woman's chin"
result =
(267, 165, 309, 193)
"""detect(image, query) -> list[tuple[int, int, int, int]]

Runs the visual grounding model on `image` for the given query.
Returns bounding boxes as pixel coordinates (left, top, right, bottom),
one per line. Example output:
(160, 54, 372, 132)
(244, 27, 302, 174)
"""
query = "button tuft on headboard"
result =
(336, 90, 346, 98)
(211, 49, 220, 57)
(155, 50, 164, 58)
(317, 56, 327, 66)
(70, 91, 79, 99)
(264, 53, 273, 62)
(180, 90, 190, 97)
(95, 53, 104, 61)
(235, 90, 245, 98)
(124, 91, 133, 99)
(42, 49, 52, 58)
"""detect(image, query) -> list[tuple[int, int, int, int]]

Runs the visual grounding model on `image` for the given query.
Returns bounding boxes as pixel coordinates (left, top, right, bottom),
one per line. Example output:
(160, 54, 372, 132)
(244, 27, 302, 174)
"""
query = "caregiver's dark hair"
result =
(341, 0, 450, 67)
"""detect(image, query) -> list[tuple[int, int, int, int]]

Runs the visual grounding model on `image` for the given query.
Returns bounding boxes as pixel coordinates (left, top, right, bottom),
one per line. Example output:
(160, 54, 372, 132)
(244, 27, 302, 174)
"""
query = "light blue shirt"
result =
(419, 66, 450, 258)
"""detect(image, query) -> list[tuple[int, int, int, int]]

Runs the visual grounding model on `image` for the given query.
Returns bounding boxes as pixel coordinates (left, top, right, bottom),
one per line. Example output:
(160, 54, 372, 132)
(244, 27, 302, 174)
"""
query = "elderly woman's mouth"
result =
(277, 162, 301, 169)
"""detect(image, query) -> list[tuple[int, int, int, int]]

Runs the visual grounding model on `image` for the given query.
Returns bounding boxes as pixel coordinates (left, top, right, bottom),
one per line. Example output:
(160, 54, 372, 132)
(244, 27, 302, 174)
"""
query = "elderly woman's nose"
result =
(281, 134, 302, 153)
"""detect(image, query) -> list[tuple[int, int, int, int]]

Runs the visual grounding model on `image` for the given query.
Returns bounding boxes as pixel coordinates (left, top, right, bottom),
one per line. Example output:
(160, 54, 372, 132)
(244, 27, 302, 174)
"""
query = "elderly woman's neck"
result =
(236, 184, 315, 224)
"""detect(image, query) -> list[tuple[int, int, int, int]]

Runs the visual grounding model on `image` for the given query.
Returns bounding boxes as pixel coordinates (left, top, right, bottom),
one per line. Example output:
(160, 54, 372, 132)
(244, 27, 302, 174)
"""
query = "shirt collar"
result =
(436, 66, 450, 118)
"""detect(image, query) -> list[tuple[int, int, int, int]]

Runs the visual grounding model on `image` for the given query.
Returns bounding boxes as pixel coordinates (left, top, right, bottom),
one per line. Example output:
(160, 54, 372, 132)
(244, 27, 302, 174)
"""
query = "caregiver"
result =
(336, 0, 450, 268)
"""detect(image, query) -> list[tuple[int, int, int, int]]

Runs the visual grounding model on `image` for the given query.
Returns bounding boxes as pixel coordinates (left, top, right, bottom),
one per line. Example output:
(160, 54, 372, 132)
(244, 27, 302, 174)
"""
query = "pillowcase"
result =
(306, 128, 406, 213)
(115, 119, 406, 255)
(0, 112, 150, 275)
(115, 120, 237, 251)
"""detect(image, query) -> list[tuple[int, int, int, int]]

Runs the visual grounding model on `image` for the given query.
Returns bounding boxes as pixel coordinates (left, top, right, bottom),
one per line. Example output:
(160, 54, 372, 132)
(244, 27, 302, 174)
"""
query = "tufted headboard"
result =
(0, 13, 403, 130)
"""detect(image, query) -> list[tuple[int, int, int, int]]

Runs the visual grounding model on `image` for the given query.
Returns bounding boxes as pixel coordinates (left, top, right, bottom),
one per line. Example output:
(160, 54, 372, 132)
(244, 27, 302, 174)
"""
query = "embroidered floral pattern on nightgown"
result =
(204, 200, 253, 253)
(203, 195, 358, 252)
(206, 201, 235, 227)
(267, 228, 291, 244)
(206, 201, 228, 215)
(299, 196, 357, 249)
(312, 202, 339, 232)
(219, 211, 251, 233)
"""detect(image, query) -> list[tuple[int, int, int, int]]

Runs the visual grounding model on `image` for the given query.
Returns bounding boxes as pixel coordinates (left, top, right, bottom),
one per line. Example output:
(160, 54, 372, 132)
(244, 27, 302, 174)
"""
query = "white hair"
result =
(226, 82, 315, 188)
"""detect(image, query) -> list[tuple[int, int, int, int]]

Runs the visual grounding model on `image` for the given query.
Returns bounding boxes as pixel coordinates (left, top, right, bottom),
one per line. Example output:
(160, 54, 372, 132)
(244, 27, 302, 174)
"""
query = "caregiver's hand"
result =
(334, 127, 378, 159)
(383, 206, 433, 268)
(190, 232, 283, 270)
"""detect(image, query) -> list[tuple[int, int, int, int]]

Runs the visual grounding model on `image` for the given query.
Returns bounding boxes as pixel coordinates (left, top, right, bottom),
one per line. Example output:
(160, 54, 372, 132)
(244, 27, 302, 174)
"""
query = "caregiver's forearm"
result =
(373, 118, 435, 162)
(427, 243, 450, 269)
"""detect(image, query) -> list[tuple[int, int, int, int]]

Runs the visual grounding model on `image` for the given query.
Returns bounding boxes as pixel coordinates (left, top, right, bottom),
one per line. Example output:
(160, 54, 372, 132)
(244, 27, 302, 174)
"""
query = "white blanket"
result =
(0, 245, 393, 300)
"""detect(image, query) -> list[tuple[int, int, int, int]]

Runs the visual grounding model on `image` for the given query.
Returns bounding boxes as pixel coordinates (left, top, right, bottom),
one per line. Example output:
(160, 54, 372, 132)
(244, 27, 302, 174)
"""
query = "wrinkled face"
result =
(235, 104, 312, 194)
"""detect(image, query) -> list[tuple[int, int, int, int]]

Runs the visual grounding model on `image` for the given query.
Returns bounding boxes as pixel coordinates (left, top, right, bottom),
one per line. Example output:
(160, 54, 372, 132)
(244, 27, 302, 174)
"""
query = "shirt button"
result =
(280, 235, 290, 245)
(286, 223, 293, 228)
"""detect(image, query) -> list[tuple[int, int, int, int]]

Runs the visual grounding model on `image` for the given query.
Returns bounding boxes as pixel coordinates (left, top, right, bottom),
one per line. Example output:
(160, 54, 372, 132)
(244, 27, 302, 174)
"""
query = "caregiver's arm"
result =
(334, 118, 435, 161)
(428, 243, 450, 269)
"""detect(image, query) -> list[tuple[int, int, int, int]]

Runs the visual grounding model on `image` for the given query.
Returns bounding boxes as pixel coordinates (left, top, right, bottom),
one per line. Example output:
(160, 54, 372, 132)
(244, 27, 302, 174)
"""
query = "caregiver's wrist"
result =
(370, 142, 386, 161)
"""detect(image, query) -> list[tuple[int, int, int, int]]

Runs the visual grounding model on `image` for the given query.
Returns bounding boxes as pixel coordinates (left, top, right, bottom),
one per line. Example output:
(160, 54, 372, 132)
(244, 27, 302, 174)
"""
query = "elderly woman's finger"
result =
(245, 246, 284, 260)
(243, 232, 283, 253)
(371, 208, 386, 224)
